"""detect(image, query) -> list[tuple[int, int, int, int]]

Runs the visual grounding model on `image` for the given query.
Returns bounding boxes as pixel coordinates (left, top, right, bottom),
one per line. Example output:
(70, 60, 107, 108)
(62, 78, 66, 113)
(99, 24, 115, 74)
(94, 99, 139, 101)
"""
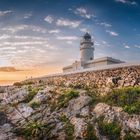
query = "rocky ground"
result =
(0, 81, 140, 140)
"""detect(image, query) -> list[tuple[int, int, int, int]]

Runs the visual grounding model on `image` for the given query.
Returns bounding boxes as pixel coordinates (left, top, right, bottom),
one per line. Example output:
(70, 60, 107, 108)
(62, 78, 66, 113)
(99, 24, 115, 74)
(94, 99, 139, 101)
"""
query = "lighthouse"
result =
(80, 32, 94, 62)
(63, 32, 124, 73)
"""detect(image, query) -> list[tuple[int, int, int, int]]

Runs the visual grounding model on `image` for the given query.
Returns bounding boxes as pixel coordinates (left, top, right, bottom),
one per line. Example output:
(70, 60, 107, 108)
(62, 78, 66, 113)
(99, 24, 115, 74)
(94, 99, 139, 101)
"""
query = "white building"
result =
(63, 33, 124, 73)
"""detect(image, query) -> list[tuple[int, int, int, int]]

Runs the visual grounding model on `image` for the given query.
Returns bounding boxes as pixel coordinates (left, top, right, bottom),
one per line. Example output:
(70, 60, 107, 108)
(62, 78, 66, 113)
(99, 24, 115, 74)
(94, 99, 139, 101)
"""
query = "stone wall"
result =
(34, 63, 140, 93)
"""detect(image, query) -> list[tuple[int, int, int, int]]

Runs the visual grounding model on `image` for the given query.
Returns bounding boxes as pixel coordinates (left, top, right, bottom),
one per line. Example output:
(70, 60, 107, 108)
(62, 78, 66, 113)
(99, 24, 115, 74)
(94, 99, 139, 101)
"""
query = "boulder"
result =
(6, 103, 34, 124)
(63, 93, 92, 118)
(30, 88, 51, 103)
(70, 117, 87, 139)
(93, 103, 140, 134)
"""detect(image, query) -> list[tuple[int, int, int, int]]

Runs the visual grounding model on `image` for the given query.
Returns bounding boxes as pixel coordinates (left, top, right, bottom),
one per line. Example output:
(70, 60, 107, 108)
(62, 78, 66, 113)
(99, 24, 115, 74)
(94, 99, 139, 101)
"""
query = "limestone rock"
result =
(70, 117, 87, 139)
(0, 123, 19, 140)
(64, 94, 92, 118)
(31, 88, 51, 103)
(1, 87, 27, 105)
(6, 103, 34, 124)
(0, 112, 8, 125)
(94, 103, 140, 134)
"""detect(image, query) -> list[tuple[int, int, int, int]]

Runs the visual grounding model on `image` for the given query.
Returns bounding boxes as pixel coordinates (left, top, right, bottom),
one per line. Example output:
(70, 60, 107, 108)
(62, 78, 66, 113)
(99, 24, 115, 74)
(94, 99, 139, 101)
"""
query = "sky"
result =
(0, 0, 140, 83)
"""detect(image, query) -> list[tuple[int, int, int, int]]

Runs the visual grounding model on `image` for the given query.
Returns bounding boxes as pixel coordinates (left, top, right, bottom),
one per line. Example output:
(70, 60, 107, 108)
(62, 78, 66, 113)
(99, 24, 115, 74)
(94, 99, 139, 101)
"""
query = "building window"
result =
(90, 57, 93, 60)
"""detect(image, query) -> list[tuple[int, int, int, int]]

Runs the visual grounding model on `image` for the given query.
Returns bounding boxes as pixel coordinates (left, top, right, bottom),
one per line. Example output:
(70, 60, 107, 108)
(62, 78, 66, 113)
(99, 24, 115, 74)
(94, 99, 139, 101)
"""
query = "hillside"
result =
(0, 79, 140, 140)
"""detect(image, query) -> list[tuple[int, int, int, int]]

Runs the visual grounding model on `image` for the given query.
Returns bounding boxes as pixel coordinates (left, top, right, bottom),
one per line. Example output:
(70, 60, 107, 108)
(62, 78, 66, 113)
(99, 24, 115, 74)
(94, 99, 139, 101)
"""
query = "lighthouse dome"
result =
(83, 32, 91, 40)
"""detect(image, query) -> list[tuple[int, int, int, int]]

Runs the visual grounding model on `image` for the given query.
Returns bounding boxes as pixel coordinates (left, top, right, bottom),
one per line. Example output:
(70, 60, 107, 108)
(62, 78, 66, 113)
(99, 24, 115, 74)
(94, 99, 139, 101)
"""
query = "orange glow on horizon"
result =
(0, 66, 62, 85)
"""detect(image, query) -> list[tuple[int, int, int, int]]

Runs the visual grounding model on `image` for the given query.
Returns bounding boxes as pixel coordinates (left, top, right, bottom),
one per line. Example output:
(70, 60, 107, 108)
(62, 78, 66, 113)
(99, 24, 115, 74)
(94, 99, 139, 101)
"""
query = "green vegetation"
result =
(84, 123, 98, 140)
(29, 101, 40, 109)
(0, 87, 5, 93)
(86, 88, 101, 108)
(59, 114, 68, 122)
(104, 86, 140, 114)
(51, 89, 79, 110)
(13, 81, 35, 87)
(13, 82, 23, 87)
(16, 121, 55, 140)
(59, 115, 74, 140)
(124, 133, 137, 140)
(22, 86, 39, 103)
(97, 117, 121, 140)
(65, 120, 74, 140)
(57, 89, 79, 109)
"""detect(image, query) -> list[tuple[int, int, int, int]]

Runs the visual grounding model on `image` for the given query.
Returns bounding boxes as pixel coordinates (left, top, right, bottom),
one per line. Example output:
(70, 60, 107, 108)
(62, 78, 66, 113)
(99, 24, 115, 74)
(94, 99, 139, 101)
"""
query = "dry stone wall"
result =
(35, 65, 140, 93)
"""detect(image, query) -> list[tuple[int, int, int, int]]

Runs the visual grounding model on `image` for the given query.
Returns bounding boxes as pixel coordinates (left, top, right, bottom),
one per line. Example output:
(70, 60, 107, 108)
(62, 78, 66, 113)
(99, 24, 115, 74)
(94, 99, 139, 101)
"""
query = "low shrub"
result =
(123, 102, 140, 114)
(59, 115, 74, 140)
(124, 133, 136, 140)
(22, 86, 39, 103)
(57, 89, 79, 109)
(97, 117, 121, 140)
(13, 81, 35, 87)
(16, 120, 55, 139)
(29, 102, 40, 109)
(0, 87, 5, 93)
(104, 86, 140, 114)
(59, 115, 68, 122)
(13, 82, 23, 87)
(84, 123, 98, 140)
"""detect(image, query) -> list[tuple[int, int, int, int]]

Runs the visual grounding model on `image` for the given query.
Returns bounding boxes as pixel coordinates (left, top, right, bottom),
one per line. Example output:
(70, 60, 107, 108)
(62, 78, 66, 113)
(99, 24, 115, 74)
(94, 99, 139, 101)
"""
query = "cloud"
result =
(115, 0, 137, 5)
(48, 29, 60, 34)
(80, 28, 88, 33)
(56, 18, 81, 28)
(0, 29, 61, 68)
(106, 30, 119, 36)
(66, 41, 73, 44)
(134, 45, 140, 49)
(0, 67, 20, 72)
(124, 45, 130, 49)
(44, 15, 54, 23)
(1, 41, 47, 46)
(56, 36, 78, 41)
(0, 34, 10, 40)
(24, 13, 32, 19)
(2, 24, 47, 33)
(100, 22, 112, 27)
(0, 10, 12, 16)
(74, 7, 95, 19)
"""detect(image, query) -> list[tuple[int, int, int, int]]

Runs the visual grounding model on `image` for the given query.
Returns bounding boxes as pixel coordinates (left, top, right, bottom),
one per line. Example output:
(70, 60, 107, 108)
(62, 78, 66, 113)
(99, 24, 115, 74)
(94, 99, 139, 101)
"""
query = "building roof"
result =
(85, 56, 125, 64)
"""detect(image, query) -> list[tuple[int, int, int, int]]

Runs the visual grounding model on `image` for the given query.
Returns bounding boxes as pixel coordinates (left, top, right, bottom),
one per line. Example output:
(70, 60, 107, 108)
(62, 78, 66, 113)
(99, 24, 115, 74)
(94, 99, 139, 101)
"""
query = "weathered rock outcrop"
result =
(0, 74, 140, 139)
(94, 103, 140, 135)
(34, 65, 140, 94)
(63, 91, 92, 118)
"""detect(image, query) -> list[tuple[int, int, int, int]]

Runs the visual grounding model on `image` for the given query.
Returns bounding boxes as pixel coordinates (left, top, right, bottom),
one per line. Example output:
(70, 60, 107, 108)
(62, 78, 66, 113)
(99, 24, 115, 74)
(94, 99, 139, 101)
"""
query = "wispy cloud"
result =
(0, 67, 20, 72)
(56, 18, 81, 28)
(0, 34, 10, 40)
(56, 36, 78, 41)
(106, 30, 119, 36)
(100, 22, 112, 27)
(134, 45, 140, 49)
(124, 45, 130, 49)
(44, 15, 54, 23)
(66, 41, 73, 44)
(24, 13, 32, 19)
(80, 28, 88, 33)
(0, 10, 12, 16)
(2, 24, 47, 33)
(48, 29, 60, 34)
(115, 0, 137, 5)
(0, 33, 59, 68)
(74, 7, 95, 19)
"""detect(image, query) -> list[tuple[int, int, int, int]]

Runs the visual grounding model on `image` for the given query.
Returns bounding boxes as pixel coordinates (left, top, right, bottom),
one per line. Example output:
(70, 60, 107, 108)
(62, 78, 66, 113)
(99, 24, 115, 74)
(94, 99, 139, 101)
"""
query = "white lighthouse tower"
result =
(63, 32, 124, 73)
(80, 32, 94, 63)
